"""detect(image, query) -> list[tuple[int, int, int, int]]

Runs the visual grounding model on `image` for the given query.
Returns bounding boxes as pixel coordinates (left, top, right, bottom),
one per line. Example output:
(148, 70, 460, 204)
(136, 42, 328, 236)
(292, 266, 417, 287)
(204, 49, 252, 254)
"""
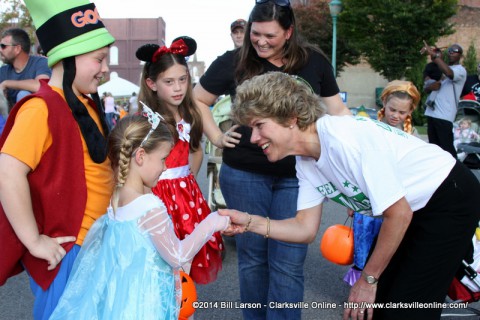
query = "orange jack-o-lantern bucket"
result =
(179, 271, 197, 320)
(320, 224, 354, 265)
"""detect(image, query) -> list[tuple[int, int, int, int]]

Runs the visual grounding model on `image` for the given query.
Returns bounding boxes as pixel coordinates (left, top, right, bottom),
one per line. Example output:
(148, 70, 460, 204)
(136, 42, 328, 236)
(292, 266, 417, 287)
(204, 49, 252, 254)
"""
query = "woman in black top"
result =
(194, 1, 349, 318)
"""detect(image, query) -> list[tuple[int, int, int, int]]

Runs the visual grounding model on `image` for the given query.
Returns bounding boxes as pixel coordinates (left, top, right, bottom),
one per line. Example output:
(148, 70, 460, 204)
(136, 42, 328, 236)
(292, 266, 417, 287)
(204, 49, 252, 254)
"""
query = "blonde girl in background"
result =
(136, 37, 238, 284)
(50, 111, 230, 319)
(377, 80, 421, 137)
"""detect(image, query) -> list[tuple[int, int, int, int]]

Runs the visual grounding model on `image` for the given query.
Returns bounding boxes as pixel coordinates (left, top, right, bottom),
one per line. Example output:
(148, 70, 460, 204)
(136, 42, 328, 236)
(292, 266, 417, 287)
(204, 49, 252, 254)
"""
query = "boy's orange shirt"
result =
(1, 87, 113, 245)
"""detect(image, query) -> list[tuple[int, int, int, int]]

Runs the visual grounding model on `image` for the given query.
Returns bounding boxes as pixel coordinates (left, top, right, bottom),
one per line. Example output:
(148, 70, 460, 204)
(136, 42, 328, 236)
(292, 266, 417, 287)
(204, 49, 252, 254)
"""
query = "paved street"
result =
(1, 154, 480, 319)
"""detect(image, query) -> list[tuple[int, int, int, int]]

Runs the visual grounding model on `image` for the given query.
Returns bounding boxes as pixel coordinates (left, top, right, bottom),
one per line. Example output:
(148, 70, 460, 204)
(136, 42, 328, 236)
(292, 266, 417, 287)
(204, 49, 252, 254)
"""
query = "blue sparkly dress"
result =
(50, 194, 229, 320)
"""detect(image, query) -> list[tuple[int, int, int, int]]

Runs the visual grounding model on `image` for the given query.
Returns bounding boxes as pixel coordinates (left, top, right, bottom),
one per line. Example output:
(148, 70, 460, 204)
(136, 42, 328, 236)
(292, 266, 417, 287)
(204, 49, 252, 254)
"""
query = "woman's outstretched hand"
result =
(218, 208, 250, 236)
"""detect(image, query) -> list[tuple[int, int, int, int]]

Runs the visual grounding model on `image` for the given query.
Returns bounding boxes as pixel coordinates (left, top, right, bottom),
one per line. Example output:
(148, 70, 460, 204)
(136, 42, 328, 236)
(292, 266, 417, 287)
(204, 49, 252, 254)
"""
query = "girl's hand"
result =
(27, 234, 76, 270)
(221, 124, 241, 148)
(343, 278, 377, 320)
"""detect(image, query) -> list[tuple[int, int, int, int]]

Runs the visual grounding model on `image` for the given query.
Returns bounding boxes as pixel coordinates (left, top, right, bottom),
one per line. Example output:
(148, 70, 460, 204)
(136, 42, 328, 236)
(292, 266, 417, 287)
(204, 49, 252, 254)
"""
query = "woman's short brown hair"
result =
(232, 72, 326, 130)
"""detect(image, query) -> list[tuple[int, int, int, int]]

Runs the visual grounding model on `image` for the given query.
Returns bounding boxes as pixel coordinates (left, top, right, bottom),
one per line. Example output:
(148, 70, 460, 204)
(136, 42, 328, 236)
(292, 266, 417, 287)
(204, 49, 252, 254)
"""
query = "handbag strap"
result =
(453, 80, 458, 108)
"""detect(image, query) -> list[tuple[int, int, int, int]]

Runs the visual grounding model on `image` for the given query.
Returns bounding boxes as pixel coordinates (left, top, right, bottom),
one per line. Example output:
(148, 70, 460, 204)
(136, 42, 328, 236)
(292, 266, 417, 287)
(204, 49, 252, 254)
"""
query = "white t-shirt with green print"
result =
(296, 115, 456, 216)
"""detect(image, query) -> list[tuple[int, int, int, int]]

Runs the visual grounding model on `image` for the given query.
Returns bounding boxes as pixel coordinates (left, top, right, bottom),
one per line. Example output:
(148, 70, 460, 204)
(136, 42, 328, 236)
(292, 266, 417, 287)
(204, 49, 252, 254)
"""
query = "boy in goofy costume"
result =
(0, 0, 115, 319)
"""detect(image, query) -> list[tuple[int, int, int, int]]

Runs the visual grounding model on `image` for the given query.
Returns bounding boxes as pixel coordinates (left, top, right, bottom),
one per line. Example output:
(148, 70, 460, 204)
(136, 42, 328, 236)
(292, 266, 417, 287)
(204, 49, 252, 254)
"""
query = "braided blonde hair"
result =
(377, 80, 420, 134)
(107, 114, 173, 211)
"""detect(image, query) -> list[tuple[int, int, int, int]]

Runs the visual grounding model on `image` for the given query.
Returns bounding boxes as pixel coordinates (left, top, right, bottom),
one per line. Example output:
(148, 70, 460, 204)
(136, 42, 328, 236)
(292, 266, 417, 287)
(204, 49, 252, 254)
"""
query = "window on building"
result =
(110, 46, 119, 65)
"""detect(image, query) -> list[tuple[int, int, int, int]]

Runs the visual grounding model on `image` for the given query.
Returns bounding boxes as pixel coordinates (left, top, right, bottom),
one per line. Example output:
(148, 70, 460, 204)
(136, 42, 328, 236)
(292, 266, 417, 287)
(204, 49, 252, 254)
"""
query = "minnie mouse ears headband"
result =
(136, 36, 197, 63)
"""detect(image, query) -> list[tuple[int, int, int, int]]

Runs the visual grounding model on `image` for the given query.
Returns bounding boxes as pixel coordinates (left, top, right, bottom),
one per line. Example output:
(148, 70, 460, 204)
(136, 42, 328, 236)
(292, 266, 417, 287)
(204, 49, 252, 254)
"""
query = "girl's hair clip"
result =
(136, 36, 197, 63)
(139, 101, 165, 147)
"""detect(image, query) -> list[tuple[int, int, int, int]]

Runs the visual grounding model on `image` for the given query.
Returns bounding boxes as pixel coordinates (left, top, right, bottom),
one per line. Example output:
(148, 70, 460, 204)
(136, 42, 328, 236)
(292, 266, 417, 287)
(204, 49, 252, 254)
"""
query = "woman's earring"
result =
(289, 125, 294, 129)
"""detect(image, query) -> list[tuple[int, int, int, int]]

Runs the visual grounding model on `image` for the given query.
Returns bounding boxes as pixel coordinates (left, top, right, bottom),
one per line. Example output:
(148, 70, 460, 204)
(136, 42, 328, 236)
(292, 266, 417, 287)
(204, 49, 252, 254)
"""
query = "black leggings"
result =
(374, 161, 480, 320)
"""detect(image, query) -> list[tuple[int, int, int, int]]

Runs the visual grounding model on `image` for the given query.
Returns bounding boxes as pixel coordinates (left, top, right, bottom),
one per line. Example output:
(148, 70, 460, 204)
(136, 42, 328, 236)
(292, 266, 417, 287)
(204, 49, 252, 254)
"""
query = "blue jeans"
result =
(105, 112, 116, 131)
(16, 90, 31, 102)
(220, 164, 307, 320)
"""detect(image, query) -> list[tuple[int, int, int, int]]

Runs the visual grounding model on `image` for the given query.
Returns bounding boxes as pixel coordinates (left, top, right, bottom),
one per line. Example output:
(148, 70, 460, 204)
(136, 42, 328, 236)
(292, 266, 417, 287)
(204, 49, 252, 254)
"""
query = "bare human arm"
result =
(423, 76, 441, 94)
(0, 153, 76, 270)
(322, 93, 352, 116)
(189, 145, 203, 177)
(193, 83, 240, 149)
(219, 204, 323, 244)
(343, 197, 412, 320)
(0, 75, 50, 95)
(421, 41, 454, 80)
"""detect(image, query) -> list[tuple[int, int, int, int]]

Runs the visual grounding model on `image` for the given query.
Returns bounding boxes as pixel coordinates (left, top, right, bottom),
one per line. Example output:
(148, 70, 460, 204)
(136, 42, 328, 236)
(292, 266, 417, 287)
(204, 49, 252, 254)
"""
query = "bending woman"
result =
(221, 72, 480, 320)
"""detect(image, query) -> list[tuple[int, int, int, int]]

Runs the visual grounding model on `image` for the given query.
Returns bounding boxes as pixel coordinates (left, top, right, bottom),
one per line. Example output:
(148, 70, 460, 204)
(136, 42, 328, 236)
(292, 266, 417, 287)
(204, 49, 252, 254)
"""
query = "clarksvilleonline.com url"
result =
(344, 301, 469, 309)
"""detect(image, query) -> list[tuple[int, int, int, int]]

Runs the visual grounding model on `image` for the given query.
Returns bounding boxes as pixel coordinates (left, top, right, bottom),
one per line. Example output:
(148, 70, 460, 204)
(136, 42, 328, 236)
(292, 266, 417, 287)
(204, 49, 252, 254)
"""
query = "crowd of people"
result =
(0, 0, 479, 319)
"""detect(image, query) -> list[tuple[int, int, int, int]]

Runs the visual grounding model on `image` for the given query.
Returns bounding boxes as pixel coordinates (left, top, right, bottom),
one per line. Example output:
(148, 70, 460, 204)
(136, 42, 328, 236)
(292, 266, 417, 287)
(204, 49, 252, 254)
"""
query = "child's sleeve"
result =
(138, 207, 229, 269)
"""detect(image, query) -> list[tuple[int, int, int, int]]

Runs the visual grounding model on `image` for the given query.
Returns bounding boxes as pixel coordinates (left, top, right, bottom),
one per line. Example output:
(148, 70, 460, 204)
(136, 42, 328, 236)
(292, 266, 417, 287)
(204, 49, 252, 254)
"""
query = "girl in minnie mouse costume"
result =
(136, 37, 238, 284)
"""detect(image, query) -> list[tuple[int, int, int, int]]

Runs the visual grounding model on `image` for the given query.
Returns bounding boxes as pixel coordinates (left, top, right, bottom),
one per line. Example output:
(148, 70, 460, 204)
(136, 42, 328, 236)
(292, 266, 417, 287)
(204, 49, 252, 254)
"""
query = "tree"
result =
(293, 0, 361, 75)
(0, 0, 35, 48)
(339, 0, 458, 81)
(463, 40, 478, 75)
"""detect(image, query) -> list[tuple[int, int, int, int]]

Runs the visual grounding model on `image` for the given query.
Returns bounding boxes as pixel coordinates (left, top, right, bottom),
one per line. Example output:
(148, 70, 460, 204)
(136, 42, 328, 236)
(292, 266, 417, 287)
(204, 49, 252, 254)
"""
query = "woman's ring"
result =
(359, 310, 365, 314)
(225, 132, 231, 137)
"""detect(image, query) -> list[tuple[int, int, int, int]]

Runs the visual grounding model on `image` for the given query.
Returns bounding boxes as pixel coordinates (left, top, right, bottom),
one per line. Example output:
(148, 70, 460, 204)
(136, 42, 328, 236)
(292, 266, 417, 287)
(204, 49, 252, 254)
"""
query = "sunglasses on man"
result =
(447, 47, 462, 54)
(256, 0, 290, 7)
(0, 43, 17, 49)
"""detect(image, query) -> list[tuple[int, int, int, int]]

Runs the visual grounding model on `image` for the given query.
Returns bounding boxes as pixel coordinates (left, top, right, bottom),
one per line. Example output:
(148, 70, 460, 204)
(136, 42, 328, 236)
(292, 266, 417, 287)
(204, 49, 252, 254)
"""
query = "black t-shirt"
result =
(462, 74, 480, 99)
(200, 49, 339, 177)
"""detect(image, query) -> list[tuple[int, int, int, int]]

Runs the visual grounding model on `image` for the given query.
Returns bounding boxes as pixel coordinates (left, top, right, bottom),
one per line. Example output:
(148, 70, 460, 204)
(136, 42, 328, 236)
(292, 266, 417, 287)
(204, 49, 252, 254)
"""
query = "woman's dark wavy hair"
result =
(235, 1, 327, 84)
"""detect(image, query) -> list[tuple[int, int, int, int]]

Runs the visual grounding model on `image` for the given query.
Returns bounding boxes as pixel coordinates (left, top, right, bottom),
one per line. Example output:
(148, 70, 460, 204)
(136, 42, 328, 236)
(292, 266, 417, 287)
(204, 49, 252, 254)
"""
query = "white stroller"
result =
(455, 100, 480, 176)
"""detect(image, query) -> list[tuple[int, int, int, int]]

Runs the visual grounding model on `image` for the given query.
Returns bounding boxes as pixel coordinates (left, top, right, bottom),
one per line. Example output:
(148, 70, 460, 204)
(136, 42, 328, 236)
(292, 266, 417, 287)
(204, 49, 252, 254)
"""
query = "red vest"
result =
(0, 80, 88, 290)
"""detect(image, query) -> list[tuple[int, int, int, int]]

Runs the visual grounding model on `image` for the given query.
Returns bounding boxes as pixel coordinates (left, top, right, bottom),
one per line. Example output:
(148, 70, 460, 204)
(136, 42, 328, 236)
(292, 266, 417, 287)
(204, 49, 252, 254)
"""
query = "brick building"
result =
(436, 2, 480, 59)
(102, 18, 165, 86)
(102, 18, 205, 88)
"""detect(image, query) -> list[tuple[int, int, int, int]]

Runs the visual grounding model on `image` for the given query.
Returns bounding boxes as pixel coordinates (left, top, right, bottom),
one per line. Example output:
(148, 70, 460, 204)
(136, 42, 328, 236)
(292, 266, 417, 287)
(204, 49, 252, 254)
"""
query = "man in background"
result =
(128, 91, 138, 114)
(230, 19, 246, 49)
(423, 43, 466, 158)
(0, 28, 51, 111)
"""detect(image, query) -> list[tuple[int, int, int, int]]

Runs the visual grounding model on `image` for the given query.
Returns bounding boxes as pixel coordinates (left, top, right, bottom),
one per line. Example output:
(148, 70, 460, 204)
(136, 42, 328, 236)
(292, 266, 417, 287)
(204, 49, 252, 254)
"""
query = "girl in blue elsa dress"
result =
(50, 108, 230, 319)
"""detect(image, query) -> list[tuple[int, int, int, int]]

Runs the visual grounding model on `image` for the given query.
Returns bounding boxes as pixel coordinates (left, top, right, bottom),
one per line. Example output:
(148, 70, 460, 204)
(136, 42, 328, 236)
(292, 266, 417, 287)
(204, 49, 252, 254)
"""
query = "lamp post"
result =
(329, 0, 342, 77)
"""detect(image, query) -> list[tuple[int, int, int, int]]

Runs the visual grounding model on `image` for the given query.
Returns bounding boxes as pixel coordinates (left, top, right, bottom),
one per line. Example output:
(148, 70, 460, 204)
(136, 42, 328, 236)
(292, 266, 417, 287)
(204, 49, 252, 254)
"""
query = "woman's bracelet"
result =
(244, 212, 252, 232)
(264, 217, 270, 239)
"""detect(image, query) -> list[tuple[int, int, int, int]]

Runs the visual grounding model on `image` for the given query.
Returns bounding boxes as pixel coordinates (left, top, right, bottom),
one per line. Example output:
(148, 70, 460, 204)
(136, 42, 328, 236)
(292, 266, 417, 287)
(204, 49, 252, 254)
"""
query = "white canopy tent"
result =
(98, 72, 139, 98)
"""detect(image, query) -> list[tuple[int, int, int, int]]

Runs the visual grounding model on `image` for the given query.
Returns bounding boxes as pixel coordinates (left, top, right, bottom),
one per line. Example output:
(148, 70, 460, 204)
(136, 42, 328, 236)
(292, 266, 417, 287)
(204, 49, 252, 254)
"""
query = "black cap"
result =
(231, 19, 247, 32)
(448, 44, 463, 54)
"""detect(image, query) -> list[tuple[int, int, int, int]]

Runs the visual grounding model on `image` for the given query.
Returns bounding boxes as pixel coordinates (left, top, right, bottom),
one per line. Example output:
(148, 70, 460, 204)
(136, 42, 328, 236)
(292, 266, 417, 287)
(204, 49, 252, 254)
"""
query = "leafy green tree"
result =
(463, 40, 478, 75)
(293, 0, 361, 75)
(0, 0, 35, 48)
(339, 0, 458, 81)
(405, 59, 428, 125)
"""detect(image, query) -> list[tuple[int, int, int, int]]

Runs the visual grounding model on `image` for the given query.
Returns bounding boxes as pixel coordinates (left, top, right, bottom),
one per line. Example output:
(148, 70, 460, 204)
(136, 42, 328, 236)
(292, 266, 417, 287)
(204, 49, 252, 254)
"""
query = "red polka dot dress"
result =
(152, 119, 224, 284)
